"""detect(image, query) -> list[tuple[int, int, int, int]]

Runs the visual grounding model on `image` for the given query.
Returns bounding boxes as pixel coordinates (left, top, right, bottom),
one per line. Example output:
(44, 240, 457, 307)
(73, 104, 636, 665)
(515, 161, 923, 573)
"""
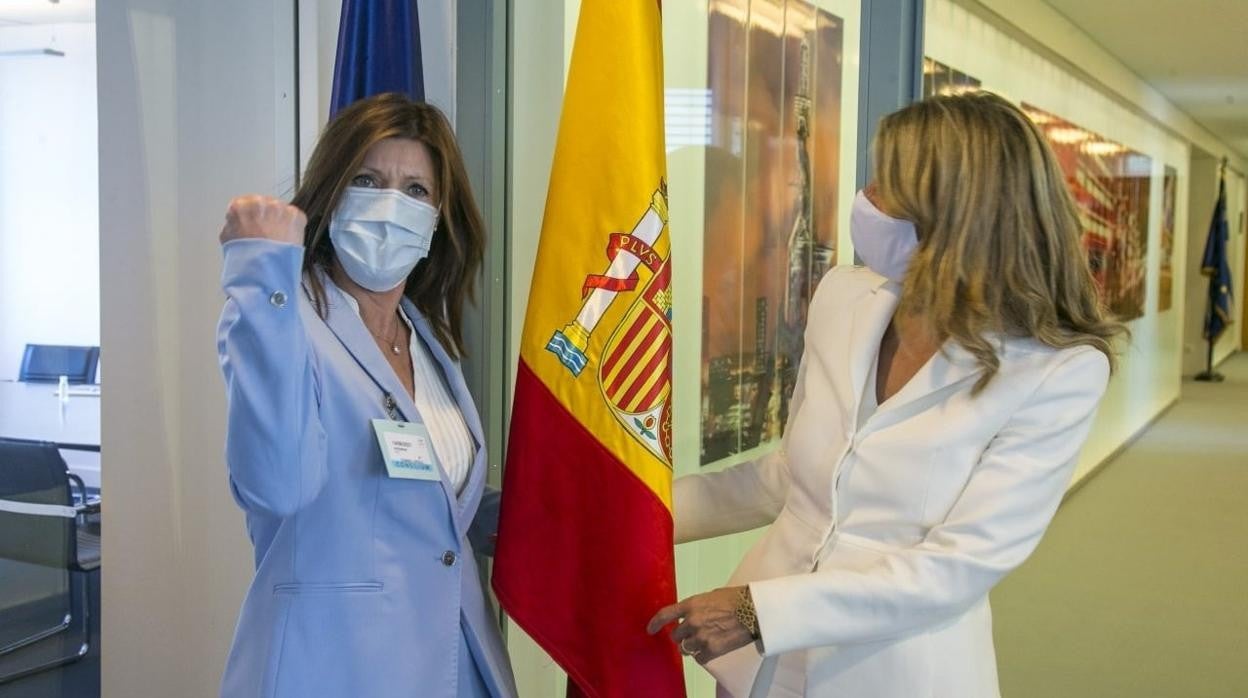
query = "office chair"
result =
(18, 345, 100, 384)
(0, 439, 100, 685)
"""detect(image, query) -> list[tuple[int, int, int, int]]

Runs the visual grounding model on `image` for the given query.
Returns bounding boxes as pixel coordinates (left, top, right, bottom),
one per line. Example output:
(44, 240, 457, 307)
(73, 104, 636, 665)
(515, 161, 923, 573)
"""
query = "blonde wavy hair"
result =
(873, 91, 1126, 391)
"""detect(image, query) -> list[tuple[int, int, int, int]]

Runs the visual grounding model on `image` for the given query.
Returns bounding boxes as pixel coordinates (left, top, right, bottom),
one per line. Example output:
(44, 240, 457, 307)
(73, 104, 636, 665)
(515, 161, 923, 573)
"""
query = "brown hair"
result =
(294, 93, 483, 359)
(873, 91, 1127, 391)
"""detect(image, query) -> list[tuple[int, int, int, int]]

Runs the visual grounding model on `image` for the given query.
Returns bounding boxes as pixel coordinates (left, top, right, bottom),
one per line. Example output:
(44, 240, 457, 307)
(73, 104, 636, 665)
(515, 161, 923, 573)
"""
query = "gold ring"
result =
(680, 638, 701, 657)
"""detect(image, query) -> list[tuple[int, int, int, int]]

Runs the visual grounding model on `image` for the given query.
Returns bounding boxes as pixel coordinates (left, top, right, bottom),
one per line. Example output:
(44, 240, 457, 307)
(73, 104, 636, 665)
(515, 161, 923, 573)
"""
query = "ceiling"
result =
(0, 0, 94, 27)
(1044, 0, 1248, 159)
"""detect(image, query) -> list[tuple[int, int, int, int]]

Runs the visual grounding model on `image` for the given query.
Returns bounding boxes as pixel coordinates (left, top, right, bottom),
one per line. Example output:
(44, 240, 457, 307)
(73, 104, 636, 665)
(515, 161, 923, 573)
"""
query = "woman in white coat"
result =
(649, 92, 1126, 696)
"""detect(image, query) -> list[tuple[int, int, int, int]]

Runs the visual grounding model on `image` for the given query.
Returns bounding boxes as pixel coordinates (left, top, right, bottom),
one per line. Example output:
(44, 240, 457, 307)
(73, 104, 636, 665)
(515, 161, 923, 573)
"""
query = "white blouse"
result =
(343, 295, 476, 495)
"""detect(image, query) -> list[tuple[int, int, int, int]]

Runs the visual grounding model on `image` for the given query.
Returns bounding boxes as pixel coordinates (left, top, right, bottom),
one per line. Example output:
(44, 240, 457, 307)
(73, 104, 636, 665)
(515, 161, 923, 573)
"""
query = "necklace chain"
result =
(365, 312, 404, 356)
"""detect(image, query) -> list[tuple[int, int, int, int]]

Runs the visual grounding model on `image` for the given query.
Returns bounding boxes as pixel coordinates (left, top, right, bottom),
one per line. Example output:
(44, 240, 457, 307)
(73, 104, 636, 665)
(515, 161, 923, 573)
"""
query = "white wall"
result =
(0, 23, 98, 380)
(98, 1, 296, 696)
(1184, 155, 1216, 376)
(1214, 169, 1246, 362)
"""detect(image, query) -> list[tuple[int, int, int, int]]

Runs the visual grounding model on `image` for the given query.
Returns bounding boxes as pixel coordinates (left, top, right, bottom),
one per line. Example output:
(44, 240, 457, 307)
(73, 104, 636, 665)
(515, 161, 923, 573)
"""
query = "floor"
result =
(992, 353, 1248, 698)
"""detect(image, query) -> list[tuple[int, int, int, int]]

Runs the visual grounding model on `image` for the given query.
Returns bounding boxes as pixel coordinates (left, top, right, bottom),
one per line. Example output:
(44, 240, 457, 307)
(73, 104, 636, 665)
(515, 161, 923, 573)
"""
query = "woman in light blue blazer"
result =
(216, 93, 517, 698)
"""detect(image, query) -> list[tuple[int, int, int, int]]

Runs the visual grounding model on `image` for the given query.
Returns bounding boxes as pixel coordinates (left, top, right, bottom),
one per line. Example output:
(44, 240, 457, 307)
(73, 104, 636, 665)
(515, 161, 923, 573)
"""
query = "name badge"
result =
(371, 419, 441, 481)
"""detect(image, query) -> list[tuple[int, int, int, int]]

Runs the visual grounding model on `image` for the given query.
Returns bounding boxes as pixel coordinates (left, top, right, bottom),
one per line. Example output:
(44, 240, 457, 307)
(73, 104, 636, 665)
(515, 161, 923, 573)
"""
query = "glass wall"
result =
(0, 7, 101, 695)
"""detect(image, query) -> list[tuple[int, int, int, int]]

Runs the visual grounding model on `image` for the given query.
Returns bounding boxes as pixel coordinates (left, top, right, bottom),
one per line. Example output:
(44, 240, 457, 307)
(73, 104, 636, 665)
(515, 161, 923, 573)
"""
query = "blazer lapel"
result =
(845, 277, 901, 428)
(866, 338, 985, 432)
(841, 273, 984, 435)
(316, 278, 421, 422)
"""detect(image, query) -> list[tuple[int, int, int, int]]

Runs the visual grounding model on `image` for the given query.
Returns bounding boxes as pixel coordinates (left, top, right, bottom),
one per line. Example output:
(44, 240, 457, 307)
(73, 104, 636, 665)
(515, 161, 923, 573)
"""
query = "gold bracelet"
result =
(735, 586, 760, 640)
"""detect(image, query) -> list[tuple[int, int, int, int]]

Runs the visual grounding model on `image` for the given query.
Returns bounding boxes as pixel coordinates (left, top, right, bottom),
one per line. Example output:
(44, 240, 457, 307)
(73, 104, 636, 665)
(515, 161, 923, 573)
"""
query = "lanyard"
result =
(304, 281, 412, 423)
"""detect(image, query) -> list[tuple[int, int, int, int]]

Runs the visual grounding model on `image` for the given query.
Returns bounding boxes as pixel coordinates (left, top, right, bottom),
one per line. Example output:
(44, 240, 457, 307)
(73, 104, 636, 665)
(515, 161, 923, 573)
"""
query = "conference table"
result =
(0, 380, 101, 452)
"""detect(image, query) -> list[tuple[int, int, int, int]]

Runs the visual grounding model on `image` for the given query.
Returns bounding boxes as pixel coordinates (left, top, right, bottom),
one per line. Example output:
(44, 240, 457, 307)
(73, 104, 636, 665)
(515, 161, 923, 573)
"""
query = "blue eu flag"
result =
(330, 0, 424, 116)
(1201, 170, 1235, 342)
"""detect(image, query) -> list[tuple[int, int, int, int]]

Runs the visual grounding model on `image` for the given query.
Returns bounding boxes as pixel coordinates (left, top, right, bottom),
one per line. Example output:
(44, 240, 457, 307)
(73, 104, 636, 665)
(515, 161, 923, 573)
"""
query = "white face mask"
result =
(329, 187, 439, 292)
(850, 189, 919, 282)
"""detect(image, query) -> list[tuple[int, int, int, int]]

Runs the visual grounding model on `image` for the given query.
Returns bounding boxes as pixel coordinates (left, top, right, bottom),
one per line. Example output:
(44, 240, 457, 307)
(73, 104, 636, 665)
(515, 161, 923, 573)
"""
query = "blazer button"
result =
(269, 291, 287, 308)
(441, 551, 458, 567)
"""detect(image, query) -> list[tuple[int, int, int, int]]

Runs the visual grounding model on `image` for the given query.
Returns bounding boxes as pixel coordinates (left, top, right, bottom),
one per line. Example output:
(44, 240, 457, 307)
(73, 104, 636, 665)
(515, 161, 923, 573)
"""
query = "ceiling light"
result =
(1047, 127, 1092, 144)
(1084, 141, 1125, 156)
(1026, 111, 1055, 125)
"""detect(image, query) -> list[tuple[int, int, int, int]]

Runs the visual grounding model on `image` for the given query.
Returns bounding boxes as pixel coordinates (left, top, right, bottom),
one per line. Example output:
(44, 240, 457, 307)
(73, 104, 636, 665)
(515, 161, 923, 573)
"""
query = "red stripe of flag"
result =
(494, 362, 684, 697)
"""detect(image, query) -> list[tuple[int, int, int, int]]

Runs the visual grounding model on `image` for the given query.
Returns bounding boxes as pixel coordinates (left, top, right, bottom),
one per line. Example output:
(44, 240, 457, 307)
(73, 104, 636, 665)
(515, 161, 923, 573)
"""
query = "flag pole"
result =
(1194, 336, 1224, 382)
(1195, 157, 1229, 383)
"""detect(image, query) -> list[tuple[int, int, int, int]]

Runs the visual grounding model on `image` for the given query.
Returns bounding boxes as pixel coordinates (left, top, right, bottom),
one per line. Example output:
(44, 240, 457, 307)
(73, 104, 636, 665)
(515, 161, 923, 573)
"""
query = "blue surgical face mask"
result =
(329, 187, 439, 292)
(850, 189, 918, 282)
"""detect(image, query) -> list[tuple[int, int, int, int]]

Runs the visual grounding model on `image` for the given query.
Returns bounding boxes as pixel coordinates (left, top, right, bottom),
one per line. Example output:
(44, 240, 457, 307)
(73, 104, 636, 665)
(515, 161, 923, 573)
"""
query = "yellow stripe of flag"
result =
(518, 0, 672, 507)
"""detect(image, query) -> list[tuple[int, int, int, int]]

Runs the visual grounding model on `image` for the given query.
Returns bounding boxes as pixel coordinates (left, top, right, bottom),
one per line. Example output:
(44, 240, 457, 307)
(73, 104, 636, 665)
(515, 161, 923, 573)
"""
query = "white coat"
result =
(674, 266, 1110, 697)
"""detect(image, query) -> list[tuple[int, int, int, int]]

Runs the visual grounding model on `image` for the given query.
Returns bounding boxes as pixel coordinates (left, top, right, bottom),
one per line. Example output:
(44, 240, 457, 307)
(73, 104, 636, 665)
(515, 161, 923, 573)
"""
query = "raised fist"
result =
(220, 195, 307, 246)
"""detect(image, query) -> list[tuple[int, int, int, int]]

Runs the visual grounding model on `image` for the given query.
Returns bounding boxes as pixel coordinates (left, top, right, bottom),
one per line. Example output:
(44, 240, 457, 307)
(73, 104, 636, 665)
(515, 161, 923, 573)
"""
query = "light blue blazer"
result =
(216, 239, 517, 698)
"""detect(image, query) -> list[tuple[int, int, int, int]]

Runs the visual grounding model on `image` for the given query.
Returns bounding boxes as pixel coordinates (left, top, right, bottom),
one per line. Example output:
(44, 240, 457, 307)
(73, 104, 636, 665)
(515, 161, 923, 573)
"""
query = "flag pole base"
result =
(1194, 371, 1226, 383)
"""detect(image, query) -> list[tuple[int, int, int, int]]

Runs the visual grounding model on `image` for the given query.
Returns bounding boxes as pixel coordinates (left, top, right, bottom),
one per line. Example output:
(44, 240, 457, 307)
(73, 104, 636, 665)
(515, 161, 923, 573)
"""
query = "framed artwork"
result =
(922, 58, 981, 98)
(1159, 166, 1178, 312)
(700, 0, 846, 465)
(1022, 104, 1152, 321)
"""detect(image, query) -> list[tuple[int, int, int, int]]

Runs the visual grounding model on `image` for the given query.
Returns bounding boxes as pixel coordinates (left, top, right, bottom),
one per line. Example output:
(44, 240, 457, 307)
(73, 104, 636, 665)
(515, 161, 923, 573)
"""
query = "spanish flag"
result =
(492, 1, 683, 696)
